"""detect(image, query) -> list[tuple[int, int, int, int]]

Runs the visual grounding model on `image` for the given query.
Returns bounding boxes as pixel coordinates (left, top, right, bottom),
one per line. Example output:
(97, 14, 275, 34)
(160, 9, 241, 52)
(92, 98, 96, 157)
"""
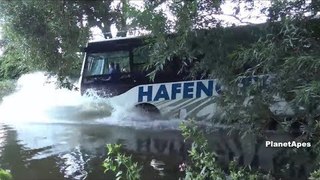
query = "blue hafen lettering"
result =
(138, 80, 219, 102)
(171, 83, 181, 100)
(196, 81, 213, 97)
(183, 82, 194, 98)
(153, 85, 170, 101)
(138, 86, 153, 102)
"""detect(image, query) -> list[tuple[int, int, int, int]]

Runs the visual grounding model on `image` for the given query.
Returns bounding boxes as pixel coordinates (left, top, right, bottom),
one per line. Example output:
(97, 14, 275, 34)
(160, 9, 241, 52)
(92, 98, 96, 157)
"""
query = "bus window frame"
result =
(83, 50, 131, 77)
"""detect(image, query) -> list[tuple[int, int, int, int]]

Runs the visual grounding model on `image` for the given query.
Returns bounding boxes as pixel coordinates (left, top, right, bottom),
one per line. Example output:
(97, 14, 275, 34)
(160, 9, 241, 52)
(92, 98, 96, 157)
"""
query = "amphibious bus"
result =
(79, 36, 222, 120)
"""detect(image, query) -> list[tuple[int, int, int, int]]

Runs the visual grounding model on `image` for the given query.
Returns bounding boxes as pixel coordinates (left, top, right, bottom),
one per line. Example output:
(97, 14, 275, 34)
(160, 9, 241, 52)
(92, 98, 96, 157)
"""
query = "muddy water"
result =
(0, 123, 187, 180)
(0, 72, 187, 180)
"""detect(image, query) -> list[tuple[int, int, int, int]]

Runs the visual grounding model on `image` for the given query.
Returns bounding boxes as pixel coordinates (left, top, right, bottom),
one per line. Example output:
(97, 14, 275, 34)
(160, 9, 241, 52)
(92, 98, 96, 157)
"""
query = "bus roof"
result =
(88, 36, 143, 43)
(84, 36, 145, 53)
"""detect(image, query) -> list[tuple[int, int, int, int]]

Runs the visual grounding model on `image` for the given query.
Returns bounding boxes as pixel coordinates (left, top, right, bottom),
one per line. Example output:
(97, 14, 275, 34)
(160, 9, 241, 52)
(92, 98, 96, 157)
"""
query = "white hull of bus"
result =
(108, 79, 294, 121)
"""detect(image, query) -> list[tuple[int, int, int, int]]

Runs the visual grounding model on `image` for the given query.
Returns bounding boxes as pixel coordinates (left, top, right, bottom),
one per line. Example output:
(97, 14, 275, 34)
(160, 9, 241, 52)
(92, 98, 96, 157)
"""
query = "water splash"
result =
(0, 72, 112, 123)
(0, 72, 183, 130)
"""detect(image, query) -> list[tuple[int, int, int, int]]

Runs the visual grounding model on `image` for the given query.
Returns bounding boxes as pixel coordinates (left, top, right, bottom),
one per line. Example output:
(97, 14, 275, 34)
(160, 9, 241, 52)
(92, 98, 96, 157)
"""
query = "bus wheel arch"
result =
(134, 103, 160, 116)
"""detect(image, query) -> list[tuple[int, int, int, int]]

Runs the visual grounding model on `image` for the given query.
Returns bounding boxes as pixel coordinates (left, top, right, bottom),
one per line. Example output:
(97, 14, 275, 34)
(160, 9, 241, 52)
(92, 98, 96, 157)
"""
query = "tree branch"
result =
(222, 14, 256, 25)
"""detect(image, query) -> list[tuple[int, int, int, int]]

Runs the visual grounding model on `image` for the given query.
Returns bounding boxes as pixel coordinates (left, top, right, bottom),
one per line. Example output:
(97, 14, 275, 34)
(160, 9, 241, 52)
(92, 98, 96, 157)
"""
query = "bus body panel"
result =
(108, 79, 223, 120)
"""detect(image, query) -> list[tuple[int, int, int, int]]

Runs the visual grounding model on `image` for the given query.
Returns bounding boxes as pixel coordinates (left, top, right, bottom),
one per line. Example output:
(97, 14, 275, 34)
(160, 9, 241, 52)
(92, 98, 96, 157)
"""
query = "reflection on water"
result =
(0, 72, 316, 180)
(0, 122, 315, 180)
(0, 123, 186, 180)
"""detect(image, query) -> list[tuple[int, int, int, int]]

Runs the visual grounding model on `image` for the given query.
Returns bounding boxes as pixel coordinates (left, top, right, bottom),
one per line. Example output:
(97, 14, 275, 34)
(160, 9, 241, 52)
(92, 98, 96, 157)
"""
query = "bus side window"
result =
(86, 56, 106, 76)
(108, 51, 130, 73)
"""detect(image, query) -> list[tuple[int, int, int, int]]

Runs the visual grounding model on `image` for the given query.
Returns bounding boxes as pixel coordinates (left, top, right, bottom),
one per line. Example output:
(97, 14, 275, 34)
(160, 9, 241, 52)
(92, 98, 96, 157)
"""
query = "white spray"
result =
(0, 72, 182, 129)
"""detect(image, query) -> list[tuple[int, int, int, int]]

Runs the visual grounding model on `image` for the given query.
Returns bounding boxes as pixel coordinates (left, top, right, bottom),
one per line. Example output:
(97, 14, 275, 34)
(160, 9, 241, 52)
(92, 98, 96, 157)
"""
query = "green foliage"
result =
(228, 161, 275, 180)
(0, 80, 15, 100)
(126, 0, 223, 81)
(309, 168, 320, 180)
(0, 45, 30, 80)
(0, 0, 127, 82)
(180, 121, 225, 180)
(225, 19, 320, 135)
(103, 144, 142, 180)
(180, 120, 274, 180)
(0, 169, 12, 180)
(0, 0, 81, 76)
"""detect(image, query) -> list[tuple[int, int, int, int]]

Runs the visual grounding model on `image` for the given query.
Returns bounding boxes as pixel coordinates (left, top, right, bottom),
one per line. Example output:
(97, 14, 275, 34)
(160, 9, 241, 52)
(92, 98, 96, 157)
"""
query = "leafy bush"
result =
(0, 80, 15, 100)
(103, 120, 276, 180)
(180, 121, 275, 180)
(309, 168, 320, 180)
(0, 169, 12, 180)
(103, 144, 142, 180)
(0, 47, 30, 80)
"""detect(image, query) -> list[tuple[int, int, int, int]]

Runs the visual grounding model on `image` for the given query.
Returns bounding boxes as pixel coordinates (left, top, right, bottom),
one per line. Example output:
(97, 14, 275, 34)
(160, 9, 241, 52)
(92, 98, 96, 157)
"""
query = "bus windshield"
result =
(84, 51, 130, 76)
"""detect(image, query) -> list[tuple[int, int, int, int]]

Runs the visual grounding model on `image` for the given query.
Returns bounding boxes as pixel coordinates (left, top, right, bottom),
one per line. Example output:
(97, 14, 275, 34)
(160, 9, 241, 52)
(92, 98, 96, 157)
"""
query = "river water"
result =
(0, 72, 315, 180)
(0, 72, 188, 180)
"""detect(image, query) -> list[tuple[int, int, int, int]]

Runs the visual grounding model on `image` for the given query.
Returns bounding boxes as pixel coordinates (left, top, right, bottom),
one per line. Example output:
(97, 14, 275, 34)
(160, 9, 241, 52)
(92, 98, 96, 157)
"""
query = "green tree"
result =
(0, 169, 12, 180)
(0, 0, 127, 81)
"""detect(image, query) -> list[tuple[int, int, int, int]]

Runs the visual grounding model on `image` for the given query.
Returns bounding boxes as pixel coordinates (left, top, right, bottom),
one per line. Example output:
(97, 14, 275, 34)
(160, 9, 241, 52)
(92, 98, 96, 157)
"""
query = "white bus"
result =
(79, 36, 223, 120)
